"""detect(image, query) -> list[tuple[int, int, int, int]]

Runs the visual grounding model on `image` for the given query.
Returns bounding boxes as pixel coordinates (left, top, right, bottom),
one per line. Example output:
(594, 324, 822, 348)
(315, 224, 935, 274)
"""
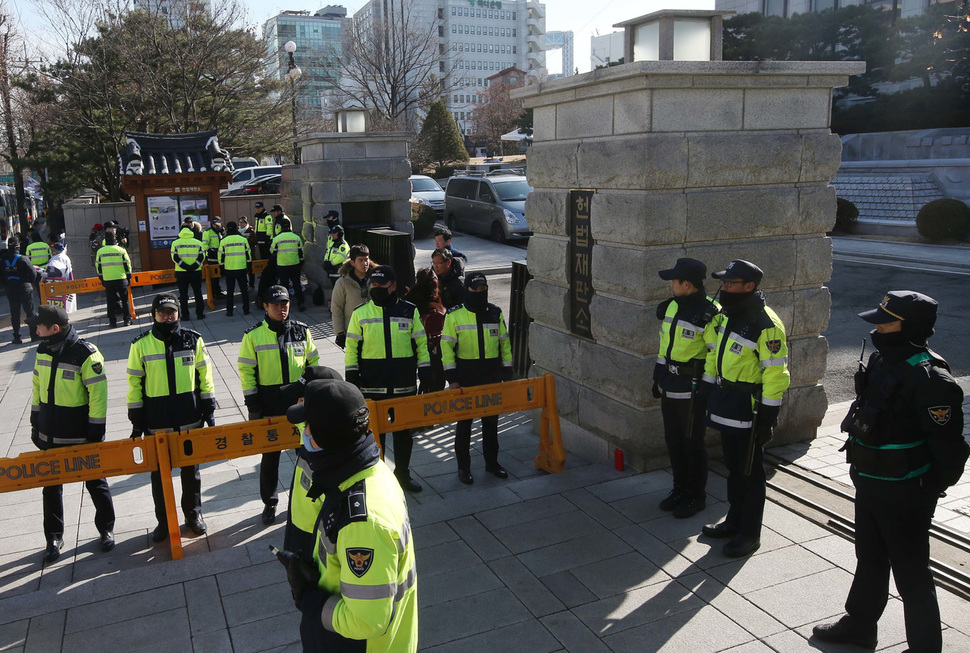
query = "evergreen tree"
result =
(413, 100, 468, 176)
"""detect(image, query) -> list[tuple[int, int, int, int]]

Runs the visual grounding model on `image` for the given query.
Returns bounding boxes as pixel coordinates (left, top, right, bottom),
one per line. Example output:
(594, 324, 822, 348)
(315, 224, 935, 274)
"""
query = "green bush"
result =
(834, 198, 859, 233)
(916, 199, 970, 242)
(411, 202, 437, 238)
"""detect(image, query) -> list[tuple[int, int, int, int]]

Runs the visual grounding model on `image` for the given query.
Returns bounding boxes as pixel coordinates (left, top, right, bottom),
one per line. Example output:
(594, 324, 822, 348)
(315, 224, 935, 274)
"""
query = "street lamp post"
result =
(284, 40, 302, 164)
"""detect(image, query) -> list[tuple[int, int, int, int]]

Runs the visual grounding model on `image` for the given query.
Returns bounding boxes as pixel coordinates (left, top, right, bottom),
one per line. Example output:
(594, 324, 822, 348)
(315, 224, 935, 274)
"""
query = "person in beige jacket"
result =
(331, 244, 375, 349)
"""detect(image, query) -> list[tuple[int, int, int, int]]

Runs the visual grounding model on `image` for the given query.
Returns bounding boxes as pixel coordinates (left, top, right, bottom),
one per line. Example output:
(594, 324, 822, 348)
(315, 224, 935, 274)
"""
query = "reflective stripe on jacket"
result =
(271, 232, 303, 267)
(171, 228, 205, 272)
(656, 293, 719, 398)
(313, 460, 418, 653)
(26, 242, 52, 267)
(218, 234, 252, 271)
(95, 245, 132, 281)
(325, 240, 350, 268)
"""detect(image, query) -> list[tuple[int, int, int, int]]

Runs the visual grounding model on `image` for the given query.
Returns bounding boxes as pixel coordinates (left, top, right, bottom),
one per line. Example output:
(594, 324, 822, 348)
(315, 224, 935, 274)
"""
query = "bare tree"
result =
(0, 2, 30, 233)
(335, 0, 461, 131)
(471, 73, 525, 156)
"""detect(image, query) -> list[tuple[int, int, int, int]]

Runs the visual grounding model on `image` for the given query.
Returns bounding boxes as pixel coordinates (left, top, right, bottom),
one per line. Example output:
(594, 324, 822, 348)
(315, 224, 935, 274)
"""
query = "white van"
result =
(225, 166, 282, 193)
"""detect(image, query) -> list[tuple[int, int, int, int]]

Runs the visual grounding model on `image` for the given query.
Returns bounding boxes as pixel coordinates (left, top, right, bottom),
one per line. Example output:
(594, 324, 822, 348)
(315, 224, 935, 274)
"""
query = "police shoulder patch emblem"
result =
(928, 406, 952, 426)
(91, 362, 103, 375)
(765, 339, 782, 354)
(346, 547, 374, 578)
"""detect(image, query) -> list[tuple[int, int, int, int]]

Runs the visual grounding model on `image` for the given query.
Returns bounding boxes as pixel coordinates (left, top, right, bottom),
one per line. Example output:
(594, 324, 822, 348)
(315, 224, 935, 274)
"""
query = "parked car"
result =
(444, 173, 532, 243)
(410, 174, 446, 217)
(243, 174, 282, 195)
(224, 165, 282, 193)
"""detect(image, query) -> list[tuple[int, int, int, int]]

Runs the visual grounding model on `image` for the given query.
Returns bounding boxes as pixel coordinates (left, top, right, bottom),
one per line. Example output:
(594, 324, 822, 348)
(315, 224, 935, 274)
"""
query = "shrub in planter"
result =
(916, 199, 970, 241)
(411, 202, 437, 238)
(834, 198, 859, 233)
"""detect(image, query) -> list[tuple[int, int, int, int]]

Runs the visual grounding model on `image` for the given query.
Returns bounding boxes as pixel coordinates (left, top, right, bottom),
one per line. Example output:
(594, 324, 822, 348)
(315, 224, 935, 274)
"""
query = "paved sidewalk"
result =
(1, 290, 969, 652)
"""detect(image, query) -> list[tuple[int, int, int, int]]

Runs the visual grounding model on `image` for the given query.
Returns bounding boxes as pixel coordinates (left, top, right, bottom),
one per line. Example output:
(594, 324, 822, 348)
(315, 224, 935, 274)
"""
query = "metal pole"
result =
(288, 51, 300, 164)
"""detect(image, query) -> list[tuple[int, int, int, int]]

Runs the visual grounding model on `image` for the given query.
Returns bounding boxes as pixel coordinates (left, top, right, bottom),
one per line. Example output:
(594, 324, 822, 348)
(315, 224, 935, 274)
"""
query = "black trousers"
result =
(175, 271, 205, 318)
(260, 450, 283, 507)
(224, 271, 250, 314)
(661, 396, 708, 499)
(277, 264, 304, 306)
(5, 283, 36, 339)
(257, 237, 271, 261)
(718, 428, 765, 540)
(42, 479, 115, 541)
(150, 466, 202, 525)
(378, 431, 414, 478)
(103, 279, 128, 324)
(455, 414, 499, 472)
(846, 475, 941, 652)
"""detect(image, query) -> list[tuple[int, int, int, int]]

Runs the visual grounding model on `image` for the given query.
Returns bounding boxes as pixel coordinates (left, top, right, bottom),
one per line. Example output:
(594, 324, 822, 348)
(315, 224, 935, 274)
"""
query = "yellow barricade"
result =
(0, 375, 567, 560)
(204, 260, 268, 310)
(366, 374, 567, 475)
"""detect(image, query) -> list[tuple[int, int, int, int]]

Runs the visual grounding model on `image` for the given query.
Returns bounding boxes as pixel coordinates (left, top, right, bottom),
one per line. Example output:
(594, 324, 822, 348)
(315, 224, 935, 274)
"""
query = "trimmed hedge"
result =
(916, 199, 970, 242)
(411, 202, 437, 238)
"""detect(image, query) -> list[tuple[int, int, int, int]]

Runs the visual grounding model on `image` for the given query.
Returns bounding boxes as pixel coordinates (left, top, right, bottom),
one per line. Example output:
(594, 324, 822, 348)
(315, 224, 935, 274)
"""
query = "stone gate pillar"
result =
(513, 60, 866, 470)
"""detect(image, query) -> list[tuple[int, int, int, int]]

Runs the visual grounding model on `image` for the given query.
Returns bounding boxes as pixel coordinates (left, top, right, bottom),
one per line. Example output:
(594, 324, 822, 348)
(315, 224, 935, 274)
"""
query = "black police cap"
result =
(369, 265, 396, 285)
(286, 380, 370, 451)
(712, 259, 764, 285)
(28, 304, 70, 329)
(658, 258, 706, 283)
(859, 290, 938, 325)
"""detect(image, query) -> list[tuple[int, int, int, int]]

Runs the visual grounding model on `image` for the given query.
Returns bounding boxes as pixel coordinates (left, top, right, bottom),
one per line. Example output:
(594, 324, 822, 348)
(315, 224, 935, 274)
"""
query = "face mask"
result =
(370, 287, 394, 306)
(464, 291, 488, 312)
(717, 289, 752, 308)
(153, 320, 180, 338)
(302, 428, 322, 453)
(870, 328, 912, 351)
(239, 225, 249, 233)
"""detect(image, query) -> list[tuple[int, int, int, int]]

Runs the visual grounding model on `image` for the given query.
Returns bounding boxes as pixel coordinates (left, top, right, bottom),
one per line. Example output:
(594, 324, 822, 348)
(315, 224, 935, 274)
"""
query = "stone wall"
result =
(281, 133, 414, 291)
(513, 60, 866, 471)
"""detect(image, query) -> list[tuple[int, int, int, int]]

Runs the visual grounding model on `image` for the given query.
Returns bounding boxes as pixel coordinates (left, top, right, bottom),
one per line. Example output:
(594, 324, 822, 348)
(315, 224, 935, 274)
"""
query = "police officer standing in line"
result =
(270, 216, 306, 311)
(653, 258, 720, 518)
(2, 236, 38, 344)
(203, 217, 225, 298)
(270, 203, 289, 237)
(323, 225, 350, 285)
(441, 273, 513, 485)
(238, 285, 319, 524)
(284, 380, 418, 653)
(29, 305, 115, 562)
(171, 221, 207, 320)
(127, 293, 215, 542)
(253, 201, 272, 259)
(345, 265, 431, 493)
(700, 260, 790, 557)
(280, 366, 343, 558)
(813, 291, 967, 653)
(217, 221, 252, 317)
(95, 231, 133, 328)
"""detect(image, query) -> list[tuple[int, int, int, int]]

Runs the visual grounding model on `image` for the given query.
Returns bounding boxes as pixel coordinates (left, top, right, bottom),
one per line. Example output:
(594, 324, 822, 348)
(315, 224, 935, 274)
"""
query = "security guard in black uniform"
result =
(345, 265, 432, 493)
(701, 260, 790, 558)
(441, 272, 513, 485)
(2, 236, 38, 344)
(654, 258, 719, 518)
(127, 293, 216, 542)
(30, 305, 115, 562)
(813, 291, 967, 653)
(238, 285, 319, 524)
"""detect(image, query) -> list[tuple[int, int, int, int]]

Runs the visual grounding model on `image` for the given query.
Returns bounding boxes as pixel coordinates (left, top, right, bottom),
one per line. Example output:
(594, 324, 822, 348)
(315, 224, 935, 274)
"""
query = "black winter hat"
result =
(287, 380, 371, 451)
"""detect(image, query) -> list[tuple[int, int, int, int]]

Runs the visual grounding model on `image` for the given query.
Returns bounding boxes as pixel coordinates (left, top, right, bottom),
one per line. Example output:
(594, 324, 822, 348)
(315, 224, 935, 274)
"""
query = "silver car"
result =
(410, 174, 446, 217)
(444, 174, 532, 243)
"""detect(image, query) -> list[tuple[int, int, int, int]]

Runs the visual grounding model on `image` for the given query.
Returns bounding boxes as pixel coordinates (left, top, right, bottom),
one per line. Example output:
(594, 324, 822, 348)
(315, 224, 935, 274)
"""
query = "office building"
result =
(546, 30, 575, 78)
(263, 7, 349, 117)
(715, 0, 957, 20)
(590, 31, 624, 69)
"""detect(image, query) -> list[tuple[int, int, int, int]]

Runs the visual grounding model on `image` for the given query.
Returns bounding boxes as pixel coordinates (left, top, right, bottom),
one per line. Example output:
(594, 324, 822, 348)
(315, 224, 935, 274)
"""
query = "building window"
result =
(452, 24, 456, 33)
(438, 26, 444, 37)
(440, 61, 446, 72)
(451, 7, 455, 15)
(512, 29, 516, 37)
(513, 46, 516, 54)
(513, 12, 516, 20)
(438, 7, 443, 19)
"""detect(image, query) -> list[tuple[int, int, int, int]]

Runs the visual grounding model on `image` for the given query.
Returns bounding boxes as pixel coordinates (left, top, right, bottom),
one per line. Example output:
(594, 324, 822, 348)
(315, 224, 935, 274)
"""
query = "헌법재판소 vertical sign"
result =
(569, 190, 595, 339)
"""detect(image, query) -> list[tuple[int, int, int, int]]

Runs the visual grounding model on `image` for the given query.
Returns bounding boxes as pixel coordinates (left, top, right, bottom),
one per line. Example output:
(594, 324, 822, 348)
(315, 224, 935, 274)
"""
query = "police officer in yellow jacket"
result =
(323, 226, 350, 279)
(345, 265, 431, 493)
(270, 217, 306, 311)
(127, 293, 215, 542)
(285, 380, 418, 653)
(654, 258, 720, 518)
(218, 221, 253, 317)
(441, 273, 513, 485)
(280, 366, 343, 558)
(813, 291, 967, 653)
(701, 260, 789, 558)
(171, 225, 207, 320)
(29, 305, 115, 563)
(238, 285, 319, 524)
(95, 231, 132, 328)
(26, 233, 52, 268)
(204, 217, 225, 298)
(253, 201, 272, 259)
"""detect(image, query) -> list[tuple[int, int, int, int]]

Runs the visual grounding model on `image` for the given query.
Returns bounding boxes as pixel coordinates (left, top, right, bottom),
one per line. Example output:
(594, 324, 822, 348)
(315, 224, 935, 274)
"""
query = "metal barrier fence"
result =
(509, 260, 533, 379)
(0, 376, 565, 560)
(344, 227, 415, 289)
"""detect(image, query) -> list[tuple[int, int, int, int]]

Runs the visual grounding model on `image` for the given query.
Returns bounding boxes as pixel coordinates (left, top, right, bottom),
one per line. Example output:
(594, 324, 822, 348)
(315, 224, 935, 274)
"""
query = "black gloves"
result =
(853, 369, 867, 396)
(219, 265, 227, 277)
(87, 422, 106, 443)
(203, 413, 215, 428)
(755, 403, 780, 446)
(651, 381, 662, 399)
(755, 423, 774, 445)
(287, 556, 322, 605)
(345, 369, 360, 387)
(334, 333, 346, 349)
